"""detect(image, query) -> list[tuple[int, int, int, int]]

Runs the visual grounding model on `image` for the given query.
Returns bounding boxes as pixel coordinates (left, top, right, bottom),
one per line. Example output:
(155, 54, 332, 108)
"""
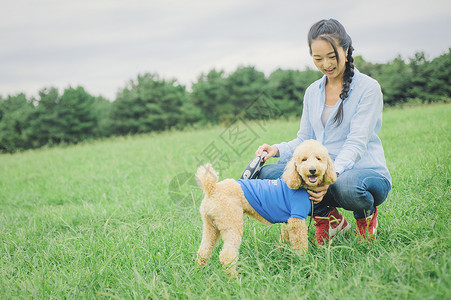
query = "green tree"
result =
(58, 86, 97, 143)
(28, 87, 60, 148)
(91, 96, 113, 137)
(191, 69, 227, 124)
(29, 86, 97, 148)
(354, 56, 384, 79)
(110, 73, 189, 134)
(0, 93, 34, 152)
(418, 49, 451, 102)
(222, 66, 268, 122)
(268, 68, 322, 117)
(377, 56, 412, 105)
(430, 49, 451, 101)
(408, 52, 430, 102)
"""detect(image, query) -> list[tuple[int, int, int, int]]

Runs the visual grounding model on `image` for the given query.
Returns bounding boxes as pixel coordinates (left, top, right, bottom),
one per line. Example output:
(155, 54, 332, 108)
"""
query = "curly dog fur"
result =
(195, 139, 336, 277)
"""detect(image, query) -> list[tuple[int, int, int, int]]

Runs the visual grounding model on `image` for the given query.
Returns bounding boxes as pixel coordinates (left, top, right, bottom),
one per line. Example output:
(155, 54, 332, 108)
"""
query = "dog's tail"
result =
(195, 163, 218, 197)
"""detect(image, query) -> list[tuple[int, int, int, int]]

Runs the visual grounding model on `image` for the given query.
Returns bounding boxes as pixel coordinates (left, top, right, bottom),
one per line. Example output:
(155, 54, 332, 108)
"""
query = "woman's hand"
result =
(255, 144, 279, 162)
(307, 185, 330, 204)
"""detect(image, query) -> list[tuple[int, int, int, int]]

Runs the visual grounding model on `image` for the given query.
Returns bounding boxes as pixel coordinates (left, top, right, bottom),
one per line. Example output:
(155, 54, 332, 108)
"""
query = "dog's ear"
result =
(324, 155, 337, 185)
(283, 158, 303, 189)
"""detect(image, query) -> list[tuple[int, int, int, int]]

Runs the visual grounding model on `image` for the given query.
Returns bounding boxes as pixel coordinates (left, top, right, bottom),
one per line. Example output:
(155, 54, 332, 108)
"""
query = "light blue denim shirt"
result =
(275, 69, 392, 184)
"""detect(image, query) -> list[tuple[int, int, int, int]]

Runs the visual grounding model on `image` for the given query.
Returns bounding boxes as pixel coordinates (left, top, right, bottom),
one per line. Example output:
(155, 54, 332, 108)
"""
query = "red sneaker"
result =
(314, 208, 350, 245)
(356, 207, 378, 240)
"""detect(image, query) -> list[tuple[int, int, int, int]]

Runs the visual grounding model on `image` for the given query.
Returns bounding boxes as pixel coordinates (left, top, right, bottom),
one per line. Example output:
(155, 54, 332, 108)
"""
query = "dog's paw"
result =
(197, 254, 209, 267)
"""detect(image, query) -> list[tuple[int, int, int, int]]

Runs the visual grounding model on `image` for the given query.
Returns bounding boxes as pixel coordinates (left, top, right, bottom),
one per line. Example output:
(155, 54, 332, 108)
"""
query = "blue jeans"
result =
(258, 163, 391, 219)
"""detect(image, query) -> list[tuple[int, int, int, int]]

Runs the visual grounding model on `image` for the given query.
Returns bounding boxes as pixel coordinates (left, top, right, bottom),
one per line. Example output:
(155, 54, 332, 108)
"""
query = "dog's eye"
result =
(302, 158, 307, 162)
(316, 157, 321, 161)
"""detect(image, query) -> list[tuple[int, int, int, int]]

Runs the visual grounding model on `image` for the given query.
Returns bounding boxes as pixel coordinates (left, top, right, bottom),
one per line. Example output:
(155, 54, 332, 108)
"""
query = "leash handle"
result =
(240, 151, 267, 179)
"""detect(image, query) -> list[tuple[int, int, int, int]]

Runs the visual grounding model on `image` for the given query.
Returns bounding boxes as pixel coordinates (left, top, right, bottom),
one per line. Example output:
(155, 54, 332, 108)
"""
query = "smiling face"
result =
(294, 147, 330, 188)
(311, 38, 347, 82)
(282, 139, 337, 190)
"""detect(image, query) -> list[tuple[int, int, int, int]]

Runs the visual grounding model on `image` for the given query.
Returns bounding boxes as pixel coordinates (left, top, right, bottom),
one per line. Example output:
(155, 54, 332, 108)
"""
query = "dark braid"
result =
(308, 19, 355, 126)
(334, 46, 355, 125)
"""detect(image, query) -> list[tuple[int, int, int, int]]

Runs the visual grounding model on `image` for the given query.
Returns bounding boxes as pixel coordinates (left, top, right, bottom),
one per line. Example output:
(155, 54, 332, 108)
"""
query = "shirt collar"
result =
(318, 68, 360, 91)
(318, 75, 327, 89)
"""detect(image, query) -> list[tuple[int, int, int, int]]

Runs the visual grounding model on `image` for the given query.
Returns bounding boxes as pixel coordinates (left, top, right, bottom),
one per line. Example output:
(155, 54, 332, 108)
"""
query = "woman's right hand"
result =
(255, 144, 279, 162)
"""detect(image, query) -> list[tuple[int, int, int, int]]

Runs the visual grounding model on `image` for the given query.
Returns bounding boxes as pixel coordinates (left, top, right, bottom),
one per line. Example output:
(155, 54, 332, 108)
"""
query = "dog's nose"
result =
(309, 167, 316, 175)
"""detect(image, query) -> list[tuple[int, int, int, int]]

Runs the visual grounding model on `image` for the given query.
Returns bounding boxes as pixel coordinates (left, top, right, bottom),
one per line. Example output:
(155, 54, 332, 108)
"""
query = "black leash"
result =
(309, 199, 314, 229)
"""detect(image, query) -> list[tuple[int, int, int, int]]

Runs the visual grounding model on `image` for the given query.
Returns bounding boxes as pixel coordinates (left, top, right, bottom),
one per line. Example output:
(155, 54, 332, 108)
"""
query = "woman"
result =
(255, 19, 392, 245)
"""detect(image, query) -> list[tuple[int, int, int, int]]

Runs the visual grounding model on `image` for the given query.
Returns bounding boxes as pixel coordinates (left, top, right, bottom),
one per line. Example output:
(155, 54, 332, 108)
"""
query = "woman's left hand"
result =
(307, 185, 330, 204)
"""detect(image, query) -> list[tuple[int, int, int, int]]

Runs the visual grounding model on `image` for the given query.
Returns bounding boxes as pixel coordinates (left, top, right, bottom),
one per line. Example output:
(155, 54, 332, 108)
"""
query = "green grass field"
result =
(1, 104, 450, 299)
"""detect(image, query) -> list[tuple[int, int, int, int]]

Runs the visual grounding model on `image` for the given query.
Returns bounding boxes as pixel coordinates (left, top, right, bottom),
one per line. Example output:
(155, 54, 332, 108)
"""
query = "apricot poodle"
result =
(195, 139, 337, 277)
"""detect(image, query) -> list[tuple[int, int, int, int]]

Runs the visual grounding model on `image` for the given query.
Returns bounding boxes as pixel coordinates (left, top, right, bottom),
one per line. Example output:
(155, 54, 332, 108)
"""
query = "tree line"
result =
(1, 50, 450, 153)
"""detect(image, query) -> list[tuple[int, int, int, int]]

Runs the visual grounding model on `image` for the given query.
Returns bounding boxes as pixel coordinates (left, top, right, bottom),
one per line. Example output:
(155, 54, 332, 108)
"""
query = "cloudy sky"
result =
(1, 0, 450, 100)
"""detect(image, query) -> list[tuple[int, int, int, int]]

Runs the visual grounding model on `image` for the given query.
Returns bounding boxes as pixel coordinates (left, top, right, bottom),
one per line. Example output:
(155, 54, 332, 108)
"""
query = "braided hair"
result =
(307, 19, 355, 126)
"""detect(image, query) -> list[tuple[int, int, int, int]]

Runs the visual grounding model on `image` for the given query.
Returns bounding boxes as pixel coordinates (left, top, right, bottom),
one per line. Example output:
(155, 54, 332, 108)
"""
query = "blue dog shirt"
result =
(237, 178, 311, 224)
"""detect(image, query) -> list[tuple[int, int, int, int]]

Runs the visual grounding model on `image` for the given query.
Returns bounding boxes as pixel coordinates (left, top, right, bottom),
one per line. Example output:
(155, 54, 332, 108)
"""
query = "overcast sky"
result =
(1, 0, 450, 100)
